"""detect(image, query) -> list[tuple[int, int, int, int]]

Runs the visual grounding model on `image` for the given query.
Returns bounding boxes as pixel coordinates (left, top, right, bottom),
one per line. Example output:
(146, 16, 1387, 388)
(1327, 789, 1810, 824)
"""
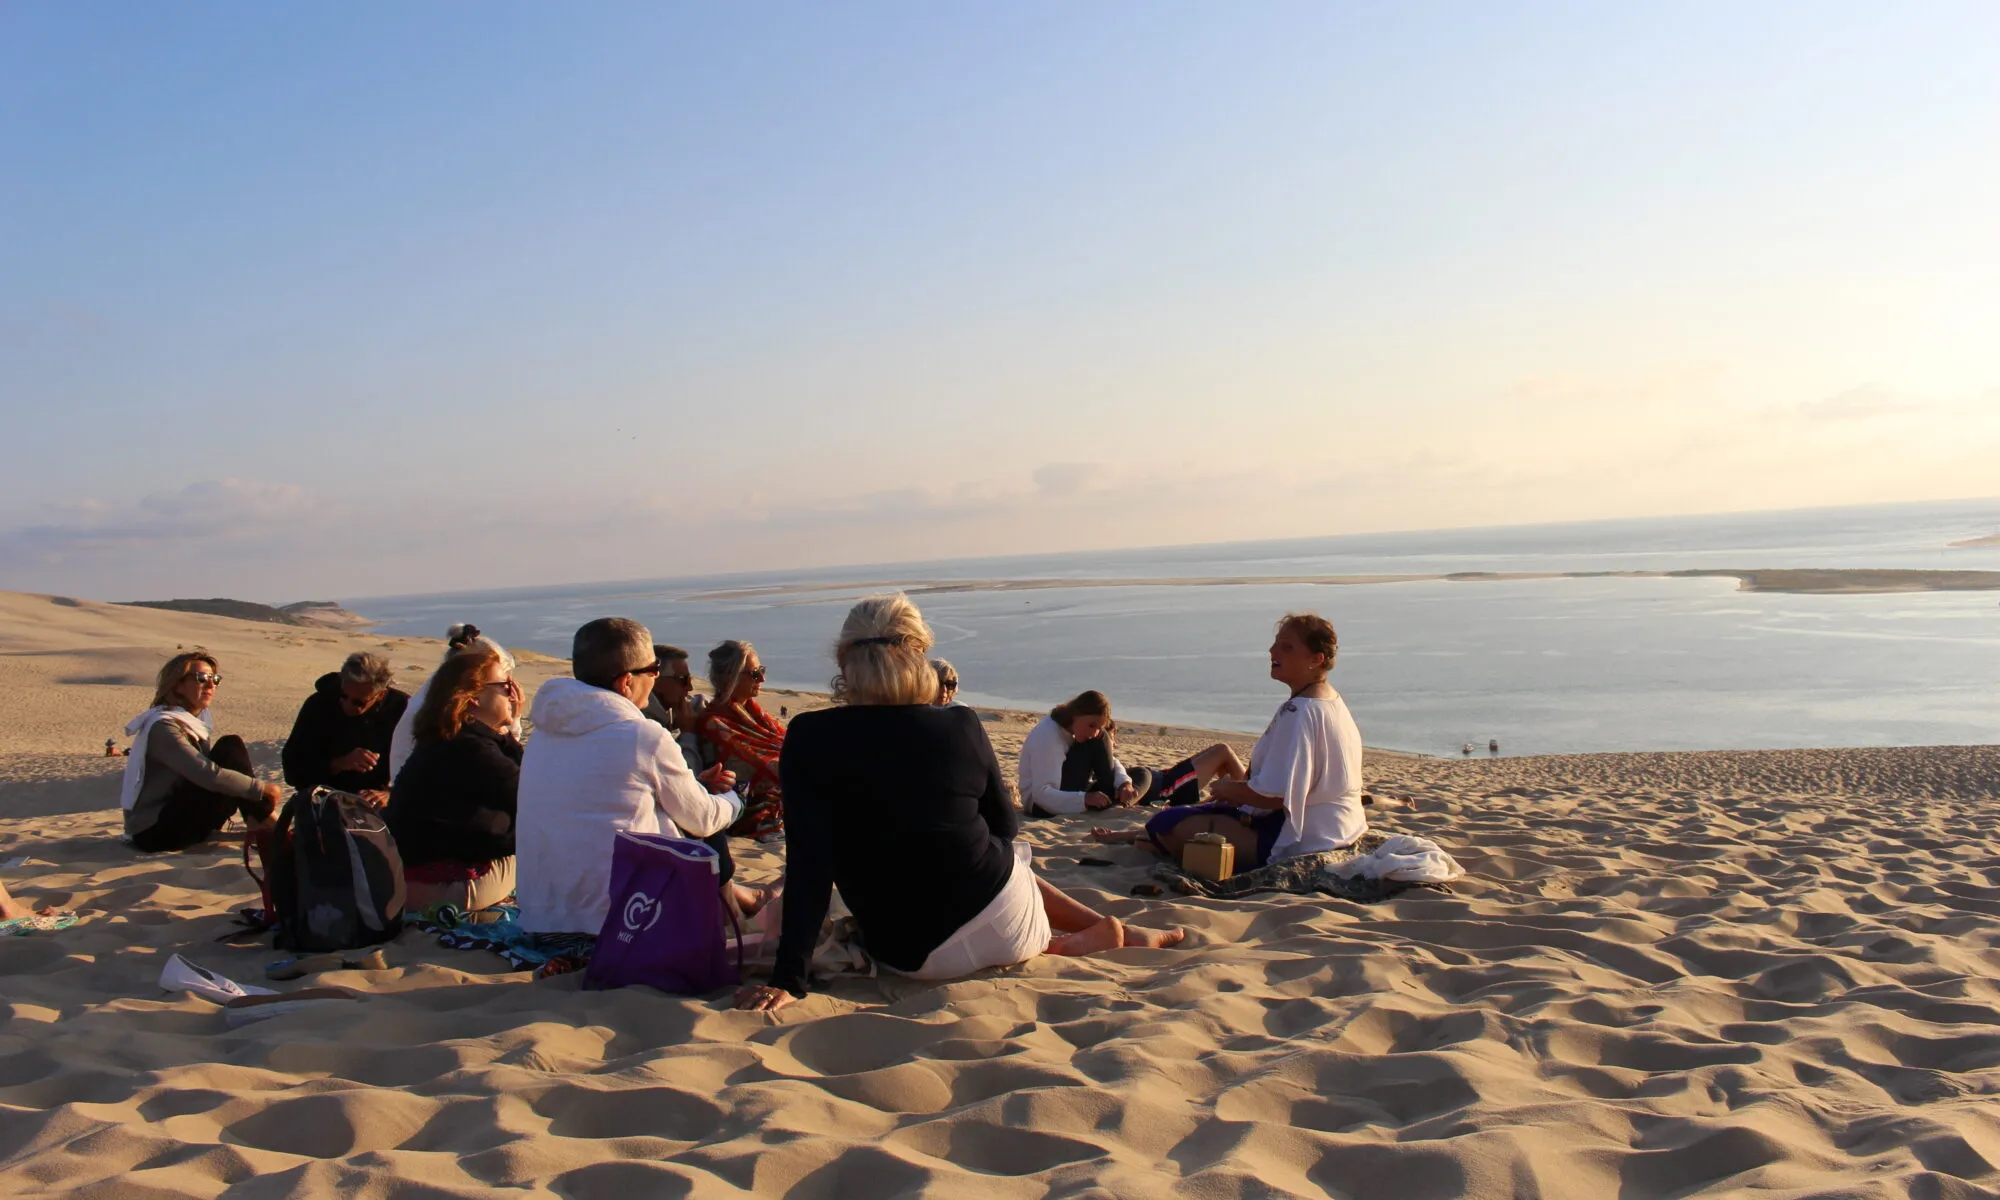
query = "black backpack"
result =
(258, 787, 406, 951)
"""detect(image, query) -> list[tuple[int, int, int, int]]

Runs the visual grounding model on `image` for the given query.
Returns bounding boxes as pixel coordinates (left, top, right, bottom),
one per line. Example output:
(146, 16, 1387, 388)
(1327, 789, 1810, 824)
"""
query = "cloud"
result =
(1800, 384, 1925, 421)
(0, 478, 312, 563)
(1032, 461, 1105, 497)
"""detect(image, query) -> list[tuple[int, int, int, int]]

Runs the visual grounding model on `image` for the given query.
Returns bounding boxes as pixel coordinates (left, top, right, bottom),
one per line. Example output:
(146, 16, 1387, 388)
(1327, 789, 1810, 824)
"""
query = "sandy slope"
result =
(3, 591, 1999, 1198)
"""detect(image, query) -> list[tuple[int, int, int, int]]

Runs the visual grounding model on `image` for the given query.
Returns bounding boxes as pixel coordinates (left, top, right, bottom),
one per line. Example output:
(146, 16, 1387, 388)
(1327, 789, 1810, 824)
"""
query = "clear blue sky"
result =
(3, 3, 1995, 600)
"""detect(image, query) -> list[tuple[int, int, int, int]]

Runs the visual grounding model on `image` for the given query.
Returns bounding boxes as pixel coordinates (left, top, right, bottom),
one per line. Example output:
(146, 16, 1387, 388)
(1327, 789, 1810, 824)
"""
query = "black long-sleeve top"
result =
(386, 722, 521, 867)
(281, 673, 408, 793)
(771, 704, 1019, 997)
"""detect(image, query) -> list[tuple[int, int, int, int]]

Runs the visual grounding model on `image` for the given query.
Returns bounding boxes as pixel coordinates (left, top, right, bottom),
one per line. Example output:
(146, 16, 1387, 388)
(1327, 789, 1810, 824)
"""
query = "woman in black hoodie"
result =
(387, 646, 523, 915)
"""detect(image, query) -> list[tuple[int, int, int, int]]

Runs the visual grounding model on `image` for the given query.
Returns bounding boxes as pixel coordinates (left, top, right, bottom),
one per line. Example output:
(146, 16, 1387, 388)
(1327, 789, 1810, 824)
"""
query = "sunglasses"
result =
(627, 661, 663, 677)
(339, 689, 383, 708)
(745, 667, 767, 681)
(666, 673, 694, 686)
(192, 672, 223, 686)
(481, 678, 522, 697)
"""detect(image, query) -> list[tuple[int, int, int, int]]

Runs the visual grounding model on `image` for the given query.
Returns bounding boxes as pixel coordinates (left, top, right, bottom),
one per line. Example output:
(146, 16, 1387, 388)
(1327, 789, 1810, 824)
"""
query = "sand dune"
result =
(3, 591, 1999, 1197)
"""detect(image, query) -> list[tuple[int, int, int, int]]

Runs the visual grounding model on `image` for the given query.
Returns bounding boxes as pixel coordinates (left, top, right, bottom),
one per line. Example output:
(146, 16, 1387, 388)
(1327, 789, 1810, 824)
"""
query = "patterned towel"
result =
(0, 909, 78, 936)
(1151, 834, 1455, 903)
(413, 905, 596, 978)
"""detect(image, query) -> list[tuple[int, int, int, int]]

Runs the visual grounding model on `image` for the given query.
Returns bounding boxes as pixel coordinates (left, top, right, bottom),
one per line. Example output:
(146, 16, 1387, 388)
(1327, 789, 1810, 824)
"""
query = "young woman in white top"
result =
(1201, 612, 1366, 860)
(1016, 691, 1155, 816)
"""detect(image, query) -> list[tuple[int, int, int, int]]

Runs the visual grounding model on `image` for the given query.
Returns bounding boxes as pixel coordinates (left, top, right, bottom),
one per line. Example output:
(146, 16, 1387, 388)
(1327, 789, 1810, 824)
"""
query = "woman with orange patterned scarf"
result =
(695, 640, 787, 841)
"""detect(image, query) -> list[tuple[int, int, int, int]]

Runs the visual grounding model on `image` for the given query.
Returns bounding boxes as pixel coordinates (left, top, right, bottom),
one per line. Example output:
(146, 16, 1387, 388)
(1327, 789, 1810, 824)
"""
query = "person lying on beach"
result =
(694, 640, 787, 842)
(514, 618, 756, 935)
(1017, 691, 1153, 815)
(931, 658, 959, 705)
(1159, 613, 1365, 864)
(121, 653, 284, 853)
(388, 625, 515, 781)
(281, 651, 408, 809)
(737, 594, 1184, 1012)
(387, 645, 523, 916)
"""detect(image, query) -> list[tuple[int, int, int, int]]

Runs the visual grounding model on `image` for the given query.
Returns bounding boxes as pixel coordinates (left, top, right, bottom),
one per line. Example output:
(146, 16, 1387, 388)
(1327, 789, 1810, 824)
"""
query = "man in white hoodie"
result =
(515, 618, 743, 935)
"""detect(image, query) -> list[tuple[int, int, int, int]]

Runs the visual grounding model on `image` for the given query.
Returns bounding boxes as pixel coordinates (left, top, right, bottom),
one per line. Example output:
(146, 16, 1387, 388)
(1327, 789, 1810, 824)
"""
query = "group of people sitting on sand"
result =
(108, 594, 1363, 1010)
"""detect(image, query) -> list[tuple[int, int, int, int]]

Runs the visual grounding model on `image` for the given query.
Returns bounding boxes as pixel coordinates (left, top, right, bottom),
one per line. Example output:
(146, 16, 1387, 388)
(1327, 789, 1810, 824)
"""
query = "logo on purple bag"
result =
(622, 892, 664, 936)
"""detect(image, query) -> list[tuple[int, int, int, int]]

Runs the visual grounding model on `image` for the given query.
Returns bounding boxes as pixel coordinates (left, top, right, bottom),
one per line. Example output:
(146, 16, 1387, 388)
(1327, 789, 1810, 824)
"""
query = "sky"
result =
(2, 3, 1996, 602)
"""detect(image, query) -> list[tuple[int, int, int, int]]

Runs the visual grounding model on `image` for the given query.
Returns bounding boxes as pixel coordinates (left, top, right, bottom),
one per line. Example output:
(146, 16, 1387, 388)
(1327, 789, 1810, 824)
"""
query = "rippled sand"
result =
(3, 591, 1998, 1197)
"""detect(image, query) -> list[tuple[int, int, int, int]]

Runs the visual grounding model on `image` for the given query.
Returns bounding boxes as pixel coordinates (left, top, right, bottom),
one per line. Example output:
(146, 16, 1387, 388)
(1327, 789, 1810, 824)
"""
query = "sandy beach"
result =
(2, 589, 1998, 1197)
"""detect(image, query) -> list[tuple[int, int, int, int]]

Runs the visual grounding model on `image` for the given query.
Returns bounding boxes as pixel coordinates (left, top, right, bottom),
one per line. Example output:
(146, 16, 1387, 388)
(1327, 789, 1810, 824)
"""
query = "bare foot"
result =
(1047, 916, 1124, 957)
(732, 882, 777, 918)
(1121, 925, 1186, 950)
(1089, 828, 1142, 844)
(0, 880, 42, 921)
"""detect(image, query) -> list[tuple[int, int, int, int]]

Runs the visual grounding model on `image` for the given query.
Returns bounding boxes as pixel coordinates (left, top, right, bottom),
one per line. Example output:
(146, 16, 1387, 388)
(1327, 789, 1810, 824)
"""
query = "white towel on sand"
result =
(1322, 834, 1464, 884)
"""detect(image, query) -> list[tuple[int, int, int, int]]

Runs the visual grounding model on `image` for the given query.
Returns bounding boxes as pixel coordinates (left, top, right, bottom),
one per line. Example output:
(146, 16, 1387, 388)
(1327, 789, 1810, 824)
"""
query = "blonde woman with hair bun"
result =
(737, 593, 1186, 1012)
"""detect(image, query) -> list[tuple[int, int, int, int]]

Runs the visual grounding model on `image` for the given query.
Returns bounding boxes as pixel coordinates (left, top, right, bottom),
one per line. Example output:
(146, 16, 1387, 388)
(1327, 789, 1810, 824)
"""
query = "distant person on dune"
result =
(515, 618, 747, 935)
(389, 625, 515, 780)
(737, 594, 1184, 1012)
(1098, 614, 1363, 868)
(1017, 691, 1153, 815)
(695, 640, 787, 842)
(281, 651, 408, 807)
(121, 652, 283, 852)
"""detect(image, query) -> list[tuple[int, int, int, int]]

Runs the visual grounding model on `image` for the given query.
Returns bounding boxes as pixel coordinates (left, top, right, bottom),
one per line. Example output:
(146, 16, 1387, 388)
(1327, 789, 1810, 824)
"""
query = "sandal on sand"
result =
(0, 910, 78, 936)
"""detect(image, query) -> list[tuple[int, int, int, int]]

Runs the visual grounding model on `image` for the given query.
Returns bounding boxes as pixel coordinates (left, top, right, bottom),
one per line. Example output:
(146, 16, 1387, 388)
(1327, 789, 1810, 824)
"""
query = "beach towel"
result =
(413, 904, 600, 978)
(1150, 833, 1458, 903)
(0, 910, 78, 936)
(119, 707, 211, 811)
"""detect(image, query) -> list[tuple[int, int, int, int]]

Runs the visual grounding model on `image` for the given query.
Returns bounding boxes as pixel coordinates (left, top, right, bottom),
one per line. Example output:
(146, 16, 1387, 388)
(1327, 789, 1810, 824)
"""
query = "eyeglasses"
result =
(746, 667, 767, 681)
(667, 673, 694, 686)
(339, 689, 383, 709)
(192, 672, 223, 686)
(481, 678, 522, 698)
(627, 662, 663, 677)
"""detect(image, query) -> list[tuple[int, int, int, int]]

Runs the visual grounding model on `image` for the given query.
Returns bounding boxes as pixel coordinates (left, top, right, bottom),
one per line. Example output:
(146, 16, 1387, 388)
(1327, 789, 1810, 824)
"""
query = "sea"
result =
(347, 498, 2000, 757)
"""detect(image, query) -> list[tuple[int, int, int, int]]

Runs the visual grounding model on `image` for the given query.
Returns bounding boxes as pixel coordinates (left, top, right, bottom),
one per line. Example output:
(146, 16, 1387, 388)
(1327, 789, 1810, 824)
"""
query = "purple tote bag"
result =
(584, 831, 740, 994)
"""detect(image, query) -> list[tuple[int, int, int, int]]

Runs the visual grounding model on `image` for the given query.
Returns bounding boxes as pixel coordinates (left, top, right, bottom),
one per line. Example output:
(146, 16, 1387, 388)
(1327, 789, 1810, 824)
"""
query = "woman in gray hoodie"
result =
(121, 652, 283, 852)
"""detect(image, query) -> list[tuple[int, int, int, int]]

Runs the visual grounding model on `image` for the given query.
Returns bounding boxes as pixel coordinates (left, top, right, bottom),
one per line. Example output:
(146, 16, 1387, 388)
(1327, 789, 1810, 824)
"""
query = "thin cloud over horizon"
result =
(3, 4, 1996, 599)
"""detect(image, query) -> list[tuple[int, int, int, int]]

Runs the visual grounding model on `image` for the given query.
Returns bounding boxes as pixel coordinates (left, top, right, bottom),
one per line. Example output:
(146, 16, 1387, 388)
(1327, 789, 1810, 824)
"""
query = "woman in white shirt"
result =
(1017, 691, 1154, 816)
(1202, 612, 1366, 860)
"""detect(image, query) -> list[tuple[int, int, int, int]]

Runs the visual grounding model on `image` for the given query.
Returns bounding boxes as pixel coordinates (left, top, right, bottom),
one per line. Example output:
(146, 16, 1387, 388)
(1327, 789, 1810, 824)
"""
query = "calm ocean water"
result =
(349, 499, 2000, 756)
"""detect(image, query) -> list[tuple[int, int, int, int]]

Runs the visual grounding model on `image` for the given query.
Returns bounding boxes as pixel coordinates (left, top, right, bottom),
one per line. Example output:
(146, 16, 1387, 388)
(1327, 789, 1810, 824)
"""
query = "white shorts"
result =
(902, 842, 1052, 981)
